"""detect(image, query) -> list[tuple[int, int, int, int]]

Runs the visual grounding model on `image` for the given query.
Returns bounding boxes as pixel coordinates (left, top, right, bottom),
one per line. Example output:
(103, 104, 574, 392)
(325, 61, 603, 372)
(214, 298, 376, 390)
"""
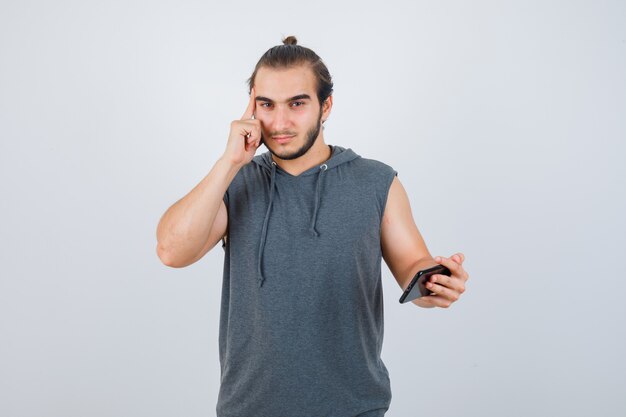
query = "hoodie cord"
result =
(257, 161, 328, 288)
(257, 161, 277, 288)
(310, 163, 328, 236)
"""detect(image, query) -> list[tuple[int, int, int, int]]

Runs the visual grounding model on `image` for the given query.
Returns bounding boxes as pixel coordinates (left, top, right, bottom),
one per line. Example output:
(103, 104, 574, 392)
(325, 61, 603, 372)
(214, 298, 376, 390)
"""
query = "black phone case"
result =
(399, 264, 452, 304)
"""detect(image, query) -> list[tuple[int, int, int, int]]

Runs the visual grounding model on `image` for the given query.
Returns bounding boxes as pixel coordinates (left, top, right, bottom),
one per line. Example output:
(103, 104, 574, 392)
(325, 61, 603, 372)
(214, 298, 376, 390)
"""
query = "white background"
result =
(1, 1, 625, 416)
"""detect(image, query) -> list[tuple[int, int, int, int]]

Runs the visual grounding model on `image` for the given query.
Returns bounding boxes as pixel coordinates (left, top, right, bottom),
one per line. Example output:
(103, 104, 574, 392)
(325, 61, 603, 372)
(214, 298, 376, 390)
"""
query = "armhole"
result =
(381, 169, 399, 222)
(221, 191, 229, 250)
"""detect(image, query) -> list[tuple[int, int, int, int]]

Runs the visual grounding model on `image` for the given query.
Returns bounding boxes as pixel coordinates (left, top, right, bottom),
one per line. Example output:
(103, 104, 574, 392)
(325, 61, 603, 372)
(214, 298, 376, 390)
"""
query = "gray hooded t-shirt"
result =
(217, 144, 398, 417)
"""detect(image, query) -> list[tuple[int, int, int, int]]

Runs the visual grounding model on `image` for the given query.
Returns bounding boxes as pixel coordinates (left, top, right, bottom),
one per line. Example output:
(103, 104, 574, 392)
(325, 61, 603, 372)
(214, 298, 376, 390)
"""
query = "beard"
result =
(263, 107, 323, 161)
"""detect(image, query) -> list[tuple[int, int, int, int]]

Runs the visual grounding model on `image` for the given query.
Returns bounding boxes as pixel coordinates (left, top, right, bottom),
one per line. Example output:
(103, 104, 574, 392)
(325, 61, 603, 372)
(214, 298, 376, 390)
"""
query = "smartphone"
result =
(399, 264, 451, 304)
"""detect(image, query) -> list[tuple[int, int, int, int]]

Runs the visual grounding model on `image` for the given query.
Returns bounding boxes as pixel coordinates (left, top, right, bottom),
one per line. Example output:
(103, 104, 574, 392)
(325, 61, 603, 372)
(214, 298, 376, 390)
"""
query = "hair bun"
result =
(282, 36, 298, 46)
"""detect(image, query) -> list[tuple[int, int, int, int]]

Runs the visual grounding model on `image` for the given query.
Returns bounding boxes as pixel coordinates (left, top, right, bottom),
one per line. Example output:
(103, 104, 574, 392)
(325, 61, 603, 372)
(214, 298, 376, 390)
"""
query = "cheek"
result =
(294, 110, 316, 124)
(255, 114, 272, 128)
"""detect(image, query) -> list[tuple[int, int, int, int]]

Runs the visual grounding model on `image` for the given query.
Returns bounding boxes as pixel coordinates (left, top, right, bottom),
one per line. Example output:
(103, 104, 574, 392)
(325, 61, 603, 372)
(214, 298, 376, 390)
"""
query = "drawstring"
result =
(310, 163, 328, 236)
(256, 162, 328, 288)
(257, 161, 277, 288)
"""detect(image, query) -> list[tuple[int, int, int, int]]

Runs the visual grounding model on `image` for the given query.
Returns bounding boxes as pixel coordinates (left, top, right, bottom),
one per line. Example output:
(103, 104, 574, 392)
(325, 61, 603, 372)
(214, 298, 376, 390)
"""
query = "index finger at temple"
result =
(241, 87, 256, 120)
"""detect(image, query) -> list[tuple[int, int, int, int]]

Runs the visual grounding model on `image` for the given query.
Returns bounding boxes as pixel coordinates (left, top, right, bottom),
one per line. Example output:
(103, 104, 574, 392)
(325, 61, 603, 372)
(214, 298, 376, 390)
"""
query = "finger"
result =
(245, 138, 256, 152)
(237, 115, 260, 138)
(244, 129, 261, 150)
(241, 87, 256, 120)
(243, 125, 261, 146)
(442, 254, 470, 281)
(452, 252, 465, 264)
(420, 294, 453, 309)
(434, 255, 462, 276)
(426, 281, 459, 304)
(430, 274, 465, 294)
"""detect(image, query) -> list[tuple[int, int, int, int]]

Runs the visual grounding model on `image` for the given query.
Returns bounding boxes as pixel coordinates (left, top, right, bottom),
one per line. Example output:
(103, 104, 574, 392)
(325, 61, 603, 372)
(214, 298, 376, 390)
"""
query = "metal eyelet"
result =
(320, 164, 328, 170)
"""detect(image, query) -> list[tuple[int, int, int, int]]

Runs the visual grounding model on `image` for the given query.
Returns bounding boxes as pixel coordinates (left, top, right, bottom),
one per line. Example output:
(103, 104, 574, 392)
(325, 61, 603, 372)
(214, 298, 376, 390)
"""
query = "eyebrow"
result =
(255, 94, 312, 103)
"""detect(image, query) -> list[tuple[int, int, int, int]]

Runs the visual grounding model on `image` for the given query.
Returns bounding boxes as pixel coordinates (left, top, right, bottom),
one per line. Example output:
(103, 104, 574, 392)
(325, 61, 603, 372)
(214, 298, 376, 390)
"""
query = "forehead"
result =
(255, 65, 317, 101)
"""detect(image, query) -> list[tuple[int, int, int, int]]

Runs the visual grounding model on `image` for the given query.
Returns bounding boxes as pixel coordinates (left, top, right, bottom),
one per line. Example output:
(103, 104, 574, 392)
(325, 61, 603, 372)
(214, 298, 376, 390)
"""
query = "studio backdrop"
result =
(1, 1, 624, 416)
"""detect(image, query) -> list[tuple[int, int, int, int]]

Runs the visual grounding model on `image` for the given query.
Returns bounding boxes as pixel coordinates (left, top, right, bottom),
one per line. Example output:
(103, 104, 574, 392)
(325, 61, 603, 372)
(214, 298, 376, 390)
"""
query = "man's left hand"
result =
(413, 253, 469, 308)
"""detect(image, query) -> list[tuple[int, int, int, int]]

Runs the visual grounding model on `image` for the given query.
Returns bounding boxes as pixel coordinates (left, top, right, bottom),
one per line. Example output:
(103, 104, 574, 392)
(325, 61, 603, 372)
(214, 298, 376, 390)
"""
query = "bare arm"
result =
(156, 158, 239, 268)
(381, 177, 434, 292)
(381, 176, 469, 308)
(156, 87, 263, 268)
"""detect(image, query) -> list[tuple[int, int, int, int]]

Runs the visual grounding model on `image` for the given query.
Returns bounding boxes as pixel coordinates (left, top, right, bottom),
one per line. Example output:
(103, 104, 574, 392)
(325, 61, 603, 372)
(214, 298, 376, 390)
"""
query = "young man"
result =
(156, 36, 469, 417)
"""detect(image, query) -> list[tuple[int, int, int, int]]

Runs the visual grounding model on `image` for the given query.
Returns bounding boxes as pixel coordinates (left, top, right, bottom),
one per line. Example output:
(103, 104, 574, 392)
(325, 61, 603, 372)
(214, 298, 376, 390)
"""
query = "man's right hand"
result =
(222, 87, 263, 168)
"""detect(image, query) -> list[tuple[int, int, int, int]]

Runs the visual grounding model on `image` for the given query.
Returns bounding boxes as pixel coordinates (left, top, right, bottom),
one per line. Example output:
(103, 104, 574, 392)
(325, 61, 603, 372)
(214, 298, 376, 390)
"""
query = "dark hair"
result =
(247, 36, 334, 106)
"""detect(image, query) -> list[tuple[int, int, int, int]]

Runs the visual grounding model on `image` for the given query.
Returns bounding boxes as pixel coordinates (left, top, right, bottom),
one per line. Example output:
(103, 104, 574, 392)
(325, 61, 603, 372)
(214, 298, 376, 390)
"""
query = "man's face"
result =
(253, 65, 330, 161)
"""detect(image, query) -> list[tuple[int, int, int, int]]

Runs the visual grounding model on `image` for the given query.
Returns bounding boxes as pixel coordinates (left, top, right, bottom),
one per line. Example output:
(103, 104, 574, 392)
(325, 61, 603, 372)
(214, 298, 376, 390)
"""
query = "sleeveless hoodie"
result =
(218, 144, 398, 417)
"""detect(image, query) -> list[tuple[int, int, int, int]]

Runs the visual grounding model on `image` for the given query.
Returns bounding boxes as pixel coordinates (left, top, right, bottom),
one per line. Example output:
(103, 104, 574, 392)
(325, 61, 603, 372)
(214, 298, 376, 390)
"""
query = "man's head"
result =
(248, 36, 333, 108)
(247, 36, 334, 161)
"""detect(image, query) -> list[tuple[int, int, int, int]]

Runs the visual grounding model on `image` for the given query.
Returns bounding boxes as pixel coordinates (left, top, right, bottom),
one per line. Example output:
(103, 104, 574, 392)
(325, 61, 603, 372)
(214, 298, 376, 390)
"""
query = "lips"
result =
(273, 135, 295, 143)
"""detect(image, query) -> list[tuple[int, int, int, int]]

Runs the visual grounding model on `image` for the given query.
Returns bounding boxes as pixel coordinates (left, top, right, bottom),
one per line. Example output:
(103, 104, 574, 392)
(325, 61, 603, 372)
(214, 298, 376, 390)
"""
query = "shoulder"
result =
(348, 155, 398, 180)
(344, 154, 399, 213)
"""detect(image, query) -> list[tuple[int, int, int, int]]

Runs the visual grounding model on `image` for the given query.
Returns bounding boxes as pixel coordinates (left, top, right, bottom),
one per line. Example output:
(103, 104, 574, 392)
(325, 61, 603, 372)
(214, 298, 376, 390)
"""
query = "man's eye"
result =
(291, 101, 304, 107)
(260, 102, 272, 108)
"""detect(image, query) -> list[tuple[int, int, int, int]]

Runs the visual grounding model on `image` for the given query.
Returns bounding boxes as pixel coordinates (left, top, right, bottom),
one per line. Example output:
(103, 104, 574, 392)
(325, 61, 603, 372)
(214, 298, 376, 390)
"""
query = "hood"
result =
(251, 144, 360, 288)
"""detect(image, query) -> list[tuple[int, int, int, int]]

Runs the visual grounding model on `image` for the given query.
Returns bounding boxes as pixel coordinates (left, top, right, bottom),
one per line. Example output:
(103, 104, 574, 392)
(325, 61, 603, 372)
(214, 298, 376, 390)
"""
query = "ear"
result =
(321, 95, 333, 123)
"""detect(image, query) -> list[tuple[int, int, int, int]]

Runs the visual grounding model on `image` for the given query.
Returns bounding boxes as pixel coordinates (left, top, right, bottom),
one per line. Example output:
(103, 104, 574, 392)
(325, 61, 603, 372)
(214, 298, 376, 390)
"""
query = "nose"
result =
(273, 105, 291, 132)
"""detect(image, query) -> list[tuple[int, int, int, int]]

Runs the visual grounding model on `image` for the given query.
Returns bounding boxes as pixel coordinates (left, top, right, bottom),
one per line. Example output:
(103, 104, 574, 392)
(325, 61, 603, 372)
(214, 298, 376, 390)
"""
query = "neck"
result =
(271, 138, 332, 176)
